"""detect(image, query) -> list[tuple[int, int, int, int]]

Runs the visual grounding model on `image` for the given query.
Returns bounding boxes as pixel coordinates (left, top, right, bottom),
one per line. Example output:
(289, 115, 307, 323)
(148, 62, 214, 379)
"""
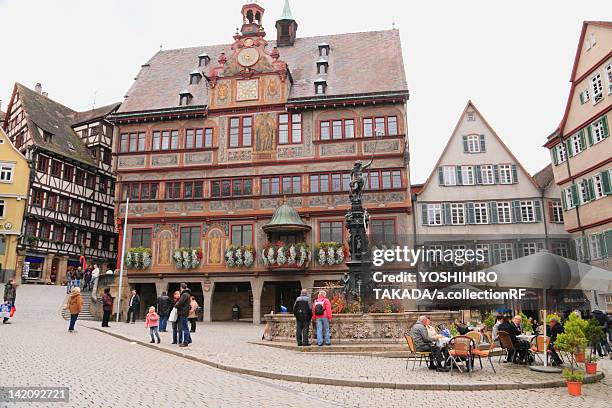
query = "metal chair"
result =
(447, 335, 476, 375)
(404, 333, 432, 371)
(472, 337, 497, 373)
(497, 331, 516, 363)
(466, 331, 481, 345)
(529, 335, 551, 365)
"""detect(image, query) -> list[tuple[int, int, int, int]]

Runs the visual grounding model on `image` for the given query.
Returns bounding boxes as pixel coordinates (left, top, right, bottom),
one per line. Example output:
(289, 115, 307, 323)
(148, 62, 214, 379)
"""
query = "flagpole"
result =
(116, 198, 129, 322)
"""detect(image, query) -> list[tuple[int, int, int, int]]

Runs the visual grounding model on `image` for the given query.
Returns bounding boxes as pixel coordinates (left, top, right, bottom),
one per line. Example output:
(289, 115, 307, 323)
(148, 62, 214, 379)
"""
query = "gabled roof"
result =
(12, 83, 95, 165)
(418, 100, 540, 192)
(118, 29, 408, 113)
(532, 164, 554, 189)
(72, 102, 121, 127)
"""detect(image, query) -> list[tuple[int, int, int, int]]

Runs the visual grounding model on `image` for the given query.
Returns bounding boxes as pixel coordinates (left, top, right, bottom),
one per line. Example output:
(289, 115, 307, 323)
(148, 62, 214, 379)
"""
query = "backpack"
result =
(314, 300, 325, 316)
(293, 299, 311, 321)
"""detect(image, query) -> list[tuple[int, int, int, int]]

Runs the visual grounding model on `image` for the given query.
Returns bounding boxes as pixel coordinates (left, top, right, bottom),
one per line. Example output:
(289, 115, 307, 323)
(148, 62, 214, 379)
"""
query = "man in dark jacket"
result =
(591, 309, 610, 356)
(3, 279, 16, 324)
(157, 291, 172, 332)
(126, 290, 140, 323)
(293, 289, 312, 346)
(548, 316, 564, 365)
(101, 288, 113, 328)
(409, 316, 448, 371)
(498, 315, 529, 363)
(174, 283, 192, 347)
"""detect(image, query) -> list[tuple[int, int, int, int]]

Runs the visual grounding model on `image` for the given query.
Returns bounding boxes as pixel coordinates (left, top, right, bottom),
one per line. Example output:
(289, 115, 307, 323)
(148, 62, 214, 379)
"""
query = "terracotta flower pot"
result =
(585, 362, 597, 374)
(566, 381, 582, 396)
(574, 352, 585, 363)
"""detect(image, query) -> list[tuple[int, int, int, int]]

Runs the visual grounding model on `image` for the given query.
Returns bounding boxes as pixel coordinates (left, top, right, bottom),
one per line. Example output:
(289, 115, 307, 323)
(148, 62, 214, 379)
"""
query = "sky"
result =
(0, 0, 608, 182)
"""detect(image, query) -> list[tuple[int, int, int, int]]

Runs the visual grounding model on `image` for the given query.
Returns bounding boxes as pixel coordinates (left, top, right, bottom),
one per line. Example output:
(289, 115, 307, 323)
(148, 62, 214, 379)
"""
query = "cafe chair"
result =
(497, 331, 516, 364)
(466, 331, 481, 345)
(447, 335, 476, 376)
(472, 337, 497, 373)
(529, 335, 551, 365)
(404, 333, 431, 371)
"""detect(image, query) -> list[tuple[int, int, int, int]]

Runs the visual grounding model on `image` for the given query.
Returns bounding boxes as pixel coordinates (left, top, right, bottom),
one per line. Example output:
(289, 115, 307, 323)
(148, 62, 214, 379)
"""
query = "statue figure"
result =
(349, 159, 373, 202)
(209, 232, 221, 264)
(158, 231, 172, 265)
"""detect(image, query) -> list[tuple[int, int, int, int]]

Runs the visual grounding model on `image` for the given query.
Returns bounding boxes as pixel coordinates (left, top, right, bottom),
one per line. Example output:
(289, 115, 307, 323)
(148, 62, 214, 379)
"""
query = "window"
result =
(39, 223, 51, 240)
(120, 132, 146, 152)
(320, 221, 343, 243)
(564, 187, 576, 209)
(0, 199, 4, 218)
(497, 202, 512, 223)
(183, 180, 204, 199)
(319, 119, 354, 140)
(70, 201, 81, 217)
(131, 228, 151, 248)
(364, 170, 401, 190)
(466, 135, 480, 152)
(591, 73, 603, 104)
(521, 242, 537, 257)
(461, 166, 474, 185)
(466, 111, 476, 121)
(86, 173, 96, 189)
(520, 200, 535, 222)
(426, 204, 442, 225)
(231, 224, 252, 246)
(552, 242, 568, 258)
(153, 130, 179, 151)
(58, 197, 69, 213)
(0, 164, 14, 182)
(589, 118, 608, 145)
(589, 234, 603, 260)
(46, 194, 57, 210)
(591, 174, 605, 200)
(498, 165, 513, 184)
(481, 165, 495, 185)
(474, 202, 488, 224)
(579, 89, 590, 104)
(496, 243, 514, 263)
(571, 132, 584, 155)
(211, 178, 252, 198)
(25, 220, 37, 236)
(278, 113, 302, 144)
(363, 116, 398, 137)
(185, 128, 213, 149)
(190, 74, 200, 85)
(64, 228, 75, 244)
(451, 203, 465, 225)
(371, 219, 396, 243)
(229, 116, 252, 147)
(575, 237, 588, 262)
(82, 204, 92, 220)
(32, 190, 44, 207)
(555, 143, 567, 164)
(578, 180, 590, 204)
(315, 83, 326, 94)
(476, 244, 490, 264)
(606, 63, 612, 94)
(123, 183, 159, 201)
(442, 166, 456, 186)
(165, 182, 181, 199)
(180, 226, 201, 248)
(52, 224, 63, 241)
(63, 165, 74, 182)
(75, 170, 85, 186)
(261, 176, 299, 195)
(550, 200, 564, 223)
(95, 207, 104, 222)
(50, 160, 62, 177)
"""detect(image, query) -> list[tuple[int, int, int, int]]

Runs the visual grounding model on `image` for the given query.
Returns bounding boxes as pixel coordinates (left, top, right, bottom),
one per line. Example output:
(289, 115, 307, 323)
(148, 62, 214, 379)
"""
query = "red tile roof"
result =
(118, 29, 407, 113)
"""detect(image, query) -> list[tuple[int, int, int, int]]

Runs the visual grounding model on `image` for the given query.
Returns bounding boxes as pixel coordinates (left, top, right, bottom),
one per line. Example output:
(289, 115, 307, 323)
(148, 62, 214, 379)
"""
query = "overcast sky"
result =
(1, 0, 608, 182)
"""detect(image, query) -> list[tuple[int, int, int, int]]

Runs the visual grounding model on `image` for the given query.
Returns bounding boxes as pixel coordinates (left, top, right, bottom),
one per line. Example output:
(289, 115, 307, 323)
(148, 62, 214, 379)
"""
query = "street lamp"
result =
(116, 198, 129, 322)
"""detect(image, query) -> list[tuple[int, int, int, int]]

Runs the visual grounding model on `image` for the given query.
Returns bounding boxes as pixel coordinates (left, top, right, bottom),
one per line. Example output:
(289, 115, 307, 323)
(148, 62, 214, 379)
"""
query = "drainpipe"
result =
(540, 187, 549, 251)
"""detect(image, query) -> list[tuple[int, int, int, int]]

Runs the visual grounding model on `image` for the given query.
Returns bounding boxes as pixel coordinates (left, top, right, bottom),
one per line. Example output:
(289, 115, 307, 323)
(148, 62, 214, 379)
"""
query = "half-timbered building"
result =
(111, 1, 411, 323)
(2, 83, 119, 283)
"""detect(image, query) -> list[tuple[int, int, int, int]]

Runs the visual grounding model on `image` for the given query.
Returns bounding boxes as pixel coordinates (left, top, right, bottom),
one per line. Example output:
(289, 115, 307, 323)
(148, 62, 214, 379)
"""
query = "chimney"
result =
(275, 0, 297, 47)
(35, 83, 42, 94)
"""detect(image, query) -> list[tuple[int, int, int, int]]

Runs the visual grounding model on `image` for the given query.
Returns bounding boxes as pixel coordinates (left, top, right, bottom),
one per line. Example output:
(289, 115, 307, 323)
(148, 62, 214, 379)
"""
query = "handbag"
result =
(9, 306, 15, 317)
(168, 307, 178, 323)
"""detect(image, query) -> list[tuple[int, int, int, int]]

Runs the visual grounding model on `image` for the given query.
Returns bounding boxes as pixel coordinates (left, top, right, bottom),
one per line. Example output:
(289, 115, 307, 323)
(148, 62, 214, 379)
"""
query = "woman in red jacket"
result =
(312, 290, 332, 346)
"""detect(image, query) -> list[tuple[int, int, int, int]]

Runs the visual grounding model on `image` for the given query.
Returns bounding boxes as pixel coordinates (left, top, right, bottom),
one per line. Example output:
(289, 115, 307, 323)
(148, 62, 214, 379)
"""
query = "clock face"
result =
(237, 47, 259, 67)
(236, 79, 259, 101)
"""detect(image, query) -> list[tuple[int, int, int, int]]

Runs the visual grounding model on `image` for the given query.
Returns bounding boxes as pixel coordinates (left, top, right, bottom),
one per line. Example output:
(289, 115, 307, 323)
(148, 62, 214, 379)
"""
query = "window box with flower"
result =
(225, 245, 255, 268)
(316, 242, 347, 266)
(125, 247, 152, 270)
(173, 247, 203, 269)
(262, 242, 311, 269)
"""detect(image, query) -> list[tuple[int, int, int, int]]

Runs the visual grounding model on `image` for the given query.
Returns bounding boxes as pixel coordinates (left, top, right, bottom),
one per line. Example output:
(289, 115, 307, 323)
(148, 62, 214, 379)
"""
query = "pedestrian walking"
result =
(126, 290, 140, 323)
(156, 291, 171, 332)
(91, 264, 100, 297)
(66, 287, 83, 333)
(101, 288, 113, 327)
(145, 306, 161, 344)
(2, 279, 17, 324)
(75, 267, 83, 289)
(312, 290, 332, 346)
(65, 270, 72, 294)
(83, 268, 92, 291)
(188, 296, 199, 333)
(293, 289, 312, 346)
(174, 283, 192, 347)
(170, 291, 182, 344)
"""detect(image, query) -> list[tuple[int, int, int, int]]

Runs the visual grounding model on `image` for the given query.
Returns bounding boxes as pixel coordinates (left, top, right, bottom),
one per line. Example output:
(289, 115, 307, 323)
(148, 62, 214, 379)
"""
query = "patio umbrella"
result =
(479, 250, 612, 372)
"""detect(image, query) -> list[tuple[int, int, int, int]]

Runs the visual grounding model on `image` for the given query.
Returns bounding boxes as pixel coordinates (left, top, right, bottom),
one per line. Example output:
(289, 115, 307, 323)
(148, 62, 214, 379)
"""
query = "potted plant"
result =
(583, 318, 605, 374)
(483, 313, 495, 330)
(562, 368, 584, 396)
(519, 312, 534, 334)
(555, 313, 588, 396)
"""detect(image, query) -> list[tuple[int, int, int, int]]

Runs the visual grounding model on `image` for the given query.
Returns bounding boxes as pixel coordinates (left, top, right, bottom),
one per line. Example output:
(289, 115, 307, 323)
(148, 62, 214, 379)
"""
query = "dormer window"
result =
(316, 58, 328, 74)
(189, 70, 202, 85)
(179, 91, 192, 106)
(198, 53, 211, 67)
(318, 42, 330, 57)
(314, 78, 327, 95)
(42, 130, 53, 143)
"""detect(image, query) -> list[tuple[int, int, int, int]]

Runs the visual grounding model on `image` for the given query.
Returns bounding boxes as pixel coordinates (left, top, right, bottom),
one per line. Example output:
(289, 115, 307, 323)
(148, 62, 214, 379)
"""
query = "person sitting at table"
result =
(492, 314, 503, 343)
(499, 315, 530, 363)
(548, 316, 564, 366)
(454, 319, 471, 335)
(409, 316, 449, 372)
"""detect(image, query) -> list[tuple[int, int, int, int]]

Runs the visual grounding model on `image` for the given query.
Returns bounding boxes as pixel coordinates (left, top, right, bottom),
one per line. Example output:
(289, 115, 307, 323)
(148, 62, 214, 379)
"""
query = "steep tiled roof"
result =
(532, 164, 554, 189)
(17, 83, 95, 165)
(118, 29, 407, 113)
(72, 102, 121, 126)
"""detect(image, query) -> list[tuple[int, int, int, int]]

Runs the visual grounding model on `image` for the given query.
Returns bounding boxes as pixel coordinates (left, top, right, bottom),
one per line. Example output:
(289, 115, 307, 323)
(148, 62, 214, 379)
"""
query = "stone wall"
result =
(264, 311, 462, 343)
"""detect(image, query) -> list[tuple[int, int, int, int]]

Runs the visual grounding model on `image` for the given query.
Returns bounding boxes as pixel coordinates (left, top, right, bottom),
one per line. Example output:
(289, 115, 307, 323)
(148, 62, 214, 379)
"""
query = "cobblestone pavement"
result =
(2, 285, 611, 407)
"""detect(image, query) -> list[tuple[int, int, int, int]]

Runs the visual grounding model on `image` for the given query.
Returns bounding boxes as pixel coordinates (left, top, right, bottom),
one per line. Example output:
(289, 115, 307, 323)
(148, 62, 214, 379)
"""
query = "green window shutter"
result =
(512, 200, 521, 223)
(598, 233, 608, 259)
(475, 165, 482, 184)
(551, 146, 558, 165)
(587, 178, 595, 201)
(492, 243, 500, 265)
(579, 92, 585, 104)
(602, 116, 609, 137)
(571, 184, 579, 206)
(493, 165, 499, 184)
(489, 201, 498, 223)
(443, 203, 451, 225)
(604, 230, 612, 260)
(479, 134, 486, 152)
(566, 139, 573, 157)
(421, 203, 429, 225)
(511, 164, 518, 184)
(456, 166, 463, 185)
(462, 136, 468, 152)
(561, 189, 567, 210)
(534, 199, 542, 222)
(466, 202, 475, 224)
(601, 171, 612, 195)
(587, 125, 594, 146)
(513, 242, 519, 259)
(578, 130, 586, 151)
(438, 167, 444, 185)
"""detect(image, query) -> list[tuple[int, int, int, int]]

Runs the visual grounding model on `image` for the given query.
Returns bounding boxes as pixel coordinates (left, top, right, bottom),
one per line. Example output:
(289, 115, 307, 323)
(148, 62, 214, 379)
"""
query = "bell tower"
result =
(275, 0, 297, 47)
(240, 2, 266, 37)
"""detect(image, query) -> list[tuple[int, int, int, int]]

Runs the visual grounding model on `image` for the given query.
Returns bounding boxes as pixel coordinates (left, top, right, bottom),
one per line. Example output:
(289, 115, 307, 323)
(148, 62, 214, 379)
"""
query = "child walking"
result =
(145, 306, 161, 344)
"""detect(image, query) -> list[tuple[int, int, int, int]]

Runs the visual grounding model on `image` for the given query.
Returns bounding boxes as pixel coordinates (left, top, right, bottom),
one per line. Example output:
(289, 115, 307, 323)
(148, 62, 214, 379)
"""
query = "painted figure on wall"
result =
(254, 113, 275, 152)
(158, 230, 173, 265)
(208, 230, 223, 264)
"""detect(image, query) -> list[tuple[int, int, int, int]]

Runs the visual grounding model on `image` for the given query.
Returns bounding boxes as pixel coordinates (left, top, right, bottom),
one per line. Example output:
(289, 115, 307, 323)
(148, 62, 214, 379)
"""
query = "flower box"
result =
(315, 242, 347, 266)
(125, 247, 152, 270)
(225, 245, 255, 268)
(173, 247, 203, 269)
(262, 242, 310, 269)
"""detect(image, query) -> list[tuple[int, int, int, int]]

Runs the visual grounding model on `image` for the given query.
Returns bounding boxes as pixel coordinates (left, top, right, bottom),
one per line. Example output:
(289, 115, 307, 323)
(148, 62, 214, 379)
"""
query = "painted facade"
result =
(111, 2, 411, 323)
(544, 21, 612, 311)
(0, 127, 29, 282)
